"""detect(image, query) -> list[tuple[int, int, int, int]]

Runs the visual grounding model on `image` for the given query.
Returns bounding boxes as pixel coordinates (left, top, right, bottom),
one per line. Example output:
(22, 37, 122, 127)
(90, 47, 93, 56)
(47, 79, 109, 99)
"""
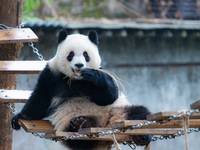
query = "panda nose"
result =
(75, 63, 84, 68)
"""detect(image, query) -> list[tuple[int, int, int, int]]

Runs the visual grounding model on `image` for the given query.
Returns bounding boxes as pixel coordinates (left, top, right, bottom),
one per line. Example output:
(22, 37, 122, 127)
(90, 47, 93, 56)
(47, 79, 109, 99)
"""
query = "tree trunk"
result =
(0, 0, 23, 150)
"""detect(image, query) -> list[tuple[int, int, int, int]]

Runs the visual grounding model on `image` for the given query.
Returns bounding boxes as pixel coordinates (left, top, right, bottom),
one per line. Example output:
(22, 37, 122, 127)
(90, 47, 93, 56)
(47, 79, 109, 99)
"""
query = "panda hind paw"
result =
(67, 116, 100, 132)
(11, 116, 21, 130)
(131, 135, 152, 146)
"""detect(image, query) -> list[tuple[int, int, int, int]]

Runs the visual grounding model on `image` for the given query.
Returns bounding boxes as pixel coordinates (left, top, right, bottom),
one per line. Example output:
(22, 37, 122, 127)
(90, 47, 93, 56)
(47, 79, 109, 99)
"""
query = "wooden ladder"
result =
(1, 28, 200, 149)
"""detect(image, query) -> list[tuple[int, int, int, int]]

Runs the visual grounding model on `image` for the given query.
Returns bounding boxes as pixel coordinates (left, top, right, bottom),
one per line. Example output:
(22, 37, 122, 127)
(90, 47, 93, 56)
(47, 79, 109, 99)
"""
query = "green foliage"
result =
(23, 0, 41, 13)
(82, 0, 107, 18)
(22, 0, 108, 21)
(23, 0, 53, 19)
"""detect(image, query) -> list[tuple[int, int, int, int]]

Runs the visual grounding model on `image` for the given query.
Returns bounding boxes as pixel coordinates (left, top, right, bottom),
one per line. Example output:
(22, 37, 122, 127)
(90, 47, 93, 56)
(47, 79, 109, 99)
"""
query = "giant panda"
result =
(12, 29, 152, 150)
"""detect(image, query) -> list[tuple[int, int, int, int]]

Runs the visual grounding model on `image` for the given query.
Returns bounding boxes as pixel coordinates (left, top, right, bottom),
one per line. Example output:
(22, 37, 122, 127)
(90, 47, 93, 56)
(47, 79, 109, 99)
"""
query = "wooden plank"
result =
(45, 131, 132, 141)
(45, 129, 182, 140)
(0, 28, 38, 43)
(190, 100, 200, 109)
(112, 120, 200, 129)
(79, 127, 184, 136)
(147, 111, 179, 121)
(18, 119, 54, 133)
(79, 128, 111, 134)
(117, 129, 183, 135)
(190, 112, 200, 119)
(147, 111, 200, 121)
(0, 89, 31, 103)
(0, 61, 47, 74)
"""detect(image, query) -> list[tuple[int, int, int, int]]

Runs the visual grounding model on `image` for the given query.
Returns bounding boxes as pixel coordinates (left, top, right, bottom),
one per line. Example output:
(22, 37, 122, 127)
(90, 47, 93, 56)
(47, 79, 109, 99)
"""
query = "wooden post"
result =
(0, 0, 23, 150)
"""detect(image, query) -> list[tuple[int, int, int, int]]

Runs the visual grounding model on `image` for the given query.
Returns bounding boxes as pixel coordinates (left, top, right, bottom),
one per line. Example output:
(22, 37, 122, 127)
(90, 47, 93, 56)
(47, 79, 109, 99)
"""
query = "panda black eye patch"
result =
(67, 51, 74, 61)
(83, 51, 90, 62)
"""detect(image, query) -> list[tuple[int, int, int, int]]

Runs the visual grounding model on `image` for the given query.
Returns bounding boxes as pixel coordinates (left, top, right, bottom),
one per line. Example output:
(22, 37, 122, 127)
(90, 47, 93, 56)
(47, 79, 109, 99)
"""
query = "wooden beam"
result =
(0, 61, 47, 74)
(112, 120, 200, 129)
(117, 129, 183, 135)
(79, 128, 112, 134)
(18, 119, 54, 133)
(190, 100, 200, 109)
(147, 111, 200, 121)
(78, 127, 182, 136)
(147, 111, 179, 121)
(0, 28, 38, 43)
(45, 131, 132, 142)
(0, 89, 31, 103)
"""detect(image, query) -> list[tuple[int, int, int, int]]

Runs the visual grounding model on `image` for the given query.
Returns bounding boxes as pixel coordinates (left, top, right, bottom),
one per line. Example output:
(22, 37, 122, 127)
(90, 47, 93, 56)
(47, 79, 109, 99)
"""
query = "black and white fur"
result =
(12, 30, 152, 150)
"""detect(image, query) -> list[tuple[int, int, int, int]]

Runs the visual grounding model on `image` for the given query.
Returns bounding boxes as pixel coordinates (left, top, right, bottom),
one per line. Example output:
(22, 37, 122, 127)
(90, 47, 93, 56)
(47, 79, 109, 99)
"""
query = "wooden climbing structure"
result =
(1, 27, 200, 150)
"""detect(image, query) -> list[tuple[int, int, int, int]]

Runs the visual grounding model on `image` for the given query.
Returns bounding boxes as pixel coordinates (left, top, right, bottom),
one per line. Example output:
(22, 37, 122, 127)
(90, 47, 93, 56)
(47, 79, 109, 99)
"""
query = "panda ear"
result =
(88, 30, 99, 46)
(58, 29, 68, 44)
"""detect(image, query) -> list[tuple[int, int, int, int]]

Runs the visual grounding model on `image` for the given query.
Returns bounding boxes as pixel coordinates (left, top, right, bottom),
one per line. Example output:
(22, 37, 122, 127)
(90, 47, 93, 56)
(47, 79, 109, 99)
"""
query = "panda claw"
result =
(11, 114, 21, 130)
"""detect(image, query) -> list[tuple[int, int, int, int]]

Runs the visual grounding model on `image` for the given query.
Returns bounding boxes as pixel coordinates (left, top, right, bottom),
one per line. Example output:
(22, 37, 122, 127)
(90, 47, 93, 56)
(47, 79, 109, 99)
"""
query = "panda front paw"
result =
(81, 68, 98, 83)
(11, 114, 21, 130)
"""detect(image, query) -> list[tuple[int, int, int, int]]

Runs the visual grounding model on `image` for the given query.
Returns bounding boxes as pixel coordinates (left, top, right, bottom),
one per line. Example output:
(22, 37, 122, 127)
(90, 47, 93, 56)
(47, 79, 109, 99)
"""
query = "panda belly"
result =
(48, 94, 131, 150)
(49, 94, 130, 131)
(49, 97, 110, 131)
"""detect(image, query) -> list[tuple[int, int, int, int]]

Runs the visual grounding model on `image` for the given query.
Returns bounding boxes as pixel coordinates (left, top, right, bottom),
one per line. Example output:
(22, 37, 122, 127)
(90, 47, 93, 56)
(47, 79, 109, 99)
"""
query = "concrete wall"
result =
(13, 30, 200, 150)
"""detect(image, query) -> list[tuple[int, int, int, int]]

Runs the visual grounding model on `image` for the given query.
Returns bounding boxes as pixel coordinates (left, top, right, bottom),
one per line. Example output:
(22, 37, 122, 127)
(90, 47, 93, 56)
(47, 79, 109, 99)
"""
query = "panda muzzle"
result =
(73, 69, 81, 76)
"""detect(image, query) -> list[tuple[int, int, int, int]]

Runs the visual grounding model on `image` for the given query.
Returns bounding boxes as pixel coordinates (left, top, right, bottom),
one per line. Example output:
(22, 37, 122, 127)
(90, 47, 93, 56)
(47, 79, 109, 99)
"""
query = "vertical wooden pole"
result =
(0, 0, 23, 150)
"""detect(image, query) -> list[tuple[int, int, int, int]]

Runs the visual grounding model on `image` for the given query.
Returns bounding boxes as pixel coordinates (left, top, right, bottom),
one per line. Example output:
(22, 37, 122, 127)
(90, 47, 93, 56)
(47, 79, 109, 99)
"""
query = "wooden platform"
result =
(0, 89, 31, 103)
(112, 120, 200, 129)
(0, 28, 38, 43)
(0, 61, 47, 74)
(147, 111, 200, 121)
(18, 119, 54, 133)
(190, 100, 200, 109)
(18, 112, 200, 141)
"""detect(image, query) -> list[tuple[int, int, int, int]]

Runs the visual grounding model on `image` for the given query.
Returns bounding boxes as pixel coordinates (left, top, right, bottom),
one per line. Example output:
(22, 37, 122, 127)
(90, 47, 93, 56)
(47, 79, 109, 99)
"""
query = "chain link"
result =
(28, 42, 45, 61)
(123, 142, 136, 150)
(6, 103, 18, 115)
(0, 24, 15, 30)
(152, 128, 200, 142)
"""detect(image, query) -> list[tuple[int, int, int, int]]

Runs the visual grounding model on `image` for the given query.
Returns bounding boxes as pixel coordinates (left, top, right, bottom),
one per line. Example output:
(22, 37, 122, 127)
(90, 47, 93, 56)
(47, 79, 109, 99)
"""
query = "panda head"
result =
(50, 29, 101, 79)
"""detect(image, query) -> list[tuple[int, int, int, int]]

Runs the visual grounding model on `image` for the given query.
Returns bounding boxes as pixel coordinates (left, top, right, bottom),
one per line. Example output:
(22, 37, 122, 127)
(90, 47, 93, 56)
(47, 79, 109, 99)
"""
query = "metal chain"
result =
(27, 42, 45, 61)
(0, 24, 15, 30)
(152, 128, 200, 142)
(6, 103, 18, 115)
(126, 142, 136, 150)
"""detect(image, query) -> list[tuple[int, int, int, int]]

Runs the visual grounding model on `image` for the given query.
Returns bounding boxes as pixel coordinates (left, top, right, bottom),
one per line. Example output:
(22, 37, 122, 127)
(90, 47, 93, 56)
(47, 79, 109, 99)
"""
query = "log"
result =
(0, 1, 23, 150)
